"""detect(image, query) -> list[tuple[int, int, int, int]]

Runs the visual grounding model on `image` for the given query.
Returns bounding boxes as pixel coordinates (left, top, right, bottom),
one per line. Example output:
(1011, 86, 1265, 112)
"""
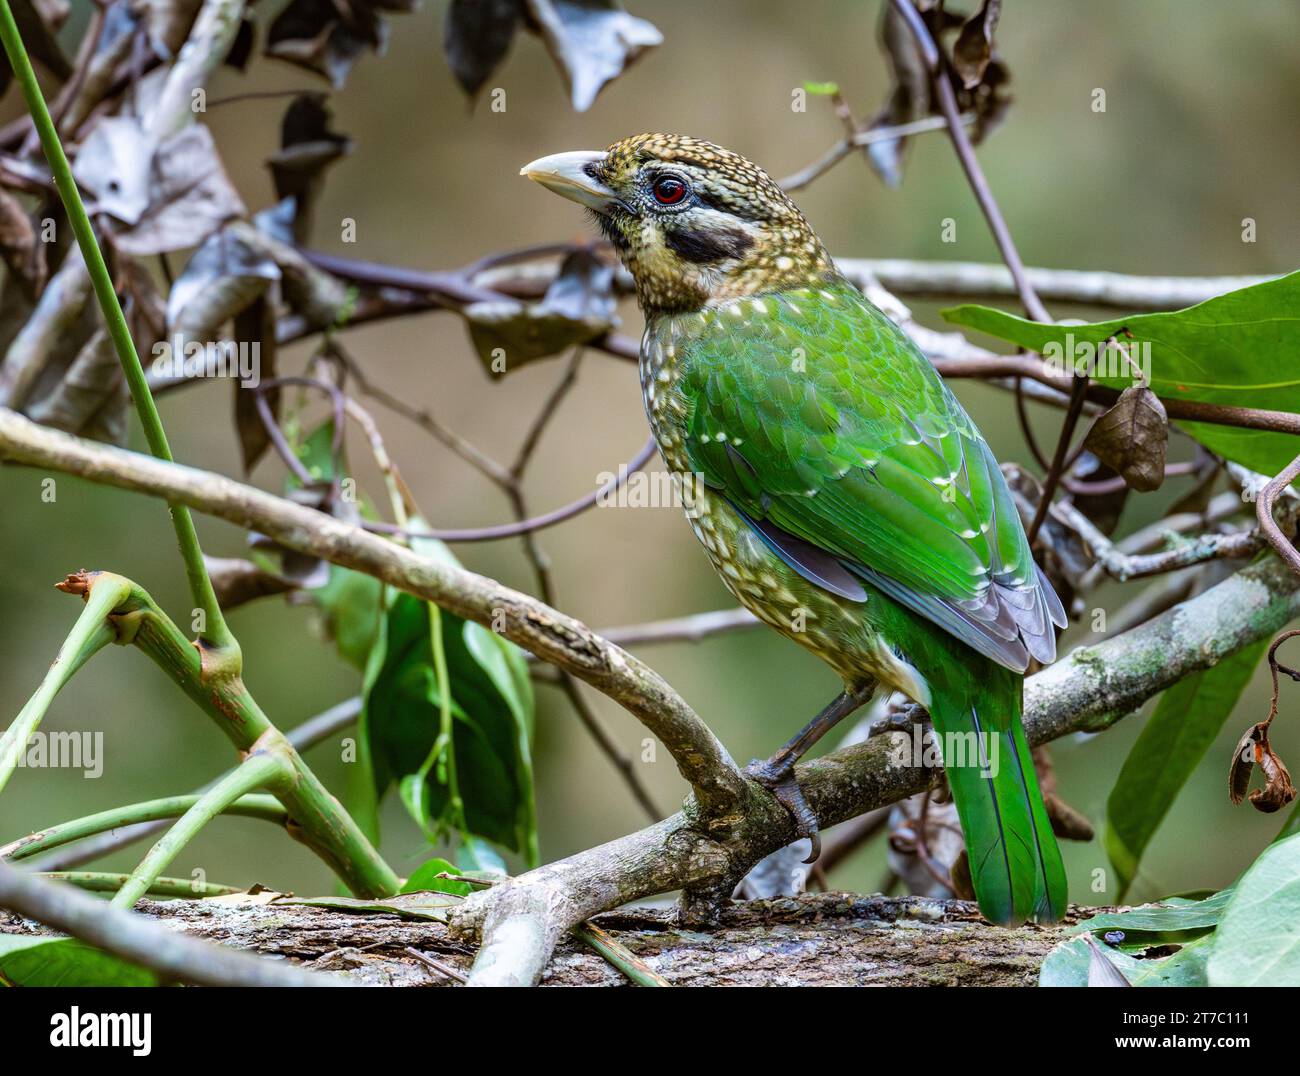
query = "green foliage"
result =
(1208, 833, 1300, 985)
(1040, 931, 1212, 987)
(1043, 836, 1300, 985)
(361, 583, 537, 861)
(943, 271, 1300, 474)
(290, 420, 537, 866)
(1104, 641, 1266, 898)
(1071, 889, 1233, 938)
(0, 935, 157, 986)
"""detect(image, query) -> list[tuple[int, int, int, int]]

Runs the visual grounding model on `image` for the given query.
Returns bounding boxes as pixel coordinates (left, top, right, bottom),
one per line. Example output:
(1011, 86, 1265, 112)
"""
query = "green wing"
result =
(681, 279, 1063, 672)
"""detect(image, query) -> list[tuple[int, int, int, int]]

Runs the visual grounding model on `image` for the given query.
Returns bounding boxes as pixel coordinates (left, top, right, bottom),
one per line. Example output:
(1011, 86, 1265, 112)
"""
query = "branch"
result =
(1051, 498, 1264, 583)
(0, 858, 341, 986)
(449, 554, 1300, 985)
(832, 260, 1274, 312)
(471, 253, 1267, 312)
(0, 409, 747, 818)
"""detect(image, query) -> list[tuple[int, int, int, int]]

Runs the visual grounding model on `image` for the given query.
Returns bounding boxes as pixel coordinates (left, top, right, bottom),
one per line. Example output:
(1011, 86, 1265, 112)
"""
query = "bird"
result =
(521, 134, 1068, 926)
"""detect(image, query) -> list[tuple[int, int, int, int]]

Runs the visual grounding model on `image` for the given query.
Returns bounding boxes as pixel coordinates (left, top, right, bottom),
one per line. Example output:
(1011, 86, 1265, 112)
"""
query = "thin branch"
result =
(364, 435, 658, 543)
(1257, 449, 1300, 580)
(831, 260, 1272, 311)
(1052, 499, 1261, 583)
(599, 607, 761, 649)
(1, 794, 286, 862)
(1027, 371, 1089, 544)
(0, 411, 748, 817)
(779, 114, 964, 191)
(889, 0, 1050, 323)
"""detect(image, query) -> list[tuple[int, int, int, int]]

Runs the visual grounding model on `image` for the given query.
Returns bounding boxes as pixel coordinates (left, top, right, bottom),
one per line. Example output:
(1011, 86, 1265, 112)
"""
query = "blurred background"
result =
(1, 0, 1297, 905)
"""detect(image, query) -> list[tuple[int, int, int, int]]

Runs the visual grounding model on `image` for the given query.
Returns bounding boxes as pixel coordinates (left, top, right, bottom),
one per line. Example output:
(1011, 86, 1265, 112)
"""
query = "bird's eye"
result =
(651, 175, 688, 206)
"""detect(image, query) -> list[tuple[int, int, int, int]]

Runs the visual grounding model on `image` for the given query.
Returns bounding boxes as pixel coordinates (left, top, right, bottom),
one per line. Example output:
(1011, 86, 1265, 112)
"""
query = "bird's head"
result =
(522, 133, 835, 316)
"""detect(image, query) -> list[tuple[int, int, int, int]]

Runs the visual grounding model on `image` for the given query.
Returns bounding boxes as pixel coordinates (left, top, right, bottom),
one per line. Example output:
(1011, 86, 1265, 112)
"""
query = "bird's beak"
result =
(520, 150, 616, 213)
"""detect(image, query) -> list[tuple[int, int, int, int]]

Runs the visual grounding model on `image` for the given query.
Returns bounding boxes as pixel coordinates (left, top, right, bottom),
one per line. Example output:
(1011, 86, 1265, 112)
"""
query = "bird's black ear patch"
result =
(664, 226, 753, 264)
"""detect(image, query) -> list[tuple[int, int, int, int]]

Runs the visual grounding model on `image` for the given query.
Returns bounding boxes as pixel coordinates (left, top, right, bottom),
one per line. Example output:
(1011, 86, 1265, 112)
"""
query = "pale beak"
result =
(520, 150, 616, 213)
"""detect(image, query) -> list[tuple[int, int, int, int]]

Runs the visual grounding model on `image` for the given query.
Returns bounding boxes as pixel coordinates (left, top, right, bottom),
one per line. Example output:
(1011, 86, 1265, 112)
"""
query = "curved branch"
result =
(1257, 449, 1300, 579)
(0, 409, 747, 817)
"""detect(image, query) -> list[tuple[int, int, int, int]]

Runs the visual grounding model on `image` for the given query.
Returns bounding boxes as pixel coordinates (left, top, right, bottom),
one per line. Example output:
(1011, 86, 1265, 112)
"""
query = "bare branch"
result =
(0, 409, 747, 816)
(1052, 499, 1262, 583)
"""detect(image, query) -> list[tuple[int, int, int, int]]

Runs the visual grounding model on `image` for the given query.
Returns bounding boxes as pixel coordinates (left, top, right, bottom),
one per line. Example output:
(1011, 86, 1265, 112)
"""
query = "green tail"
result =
(927, 658, 1068, 926)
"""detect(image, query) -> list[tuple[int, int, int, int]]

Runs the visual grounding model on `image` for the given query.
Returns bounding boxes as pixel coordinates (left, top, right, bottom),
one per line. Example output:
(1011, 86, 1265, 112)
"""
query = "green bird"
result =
(522, 134, 1068, 925)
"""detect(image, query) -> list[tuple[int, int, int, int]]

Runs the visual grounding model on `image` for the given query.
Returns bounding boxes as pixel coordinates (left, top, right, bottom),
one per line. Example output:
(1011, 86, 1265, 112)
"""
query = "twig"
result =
(599, 607, 761, 649)
(1051, 499, 1261, 583)
(404, 946, 468, 984)
(364, 435, 658, 543)
(779, 114, 966, 191)
(831, 260, 1274, 311)
(2, 794, 286, 862)
(1264, 629, 1300, 725)
(37, 872, 242, 898)
(1027, 371, 1089, 544)
(889, 0, 1050, 324)
(1256, 449, 1300, 580)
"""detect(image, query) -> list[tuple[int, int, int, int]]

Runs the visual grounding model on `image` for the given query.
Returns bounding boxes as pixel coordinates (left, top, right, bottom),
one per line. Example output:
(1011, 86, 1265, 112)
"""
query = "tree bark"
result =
(0, 892, 1087, 987)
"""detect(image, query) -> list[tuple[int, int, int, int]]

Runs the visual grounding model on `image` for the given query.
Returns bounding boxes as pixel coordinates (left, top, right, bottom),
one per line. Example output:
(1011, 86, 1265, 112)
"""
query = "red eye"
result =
(652, 176, 688, 205)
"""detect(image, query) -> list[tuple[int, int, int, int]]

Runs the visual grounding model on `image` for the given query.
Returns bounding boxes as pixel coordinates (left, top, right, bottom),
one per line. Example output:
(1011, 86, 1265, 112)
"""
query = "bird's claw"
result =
(745, 758, 822, 863)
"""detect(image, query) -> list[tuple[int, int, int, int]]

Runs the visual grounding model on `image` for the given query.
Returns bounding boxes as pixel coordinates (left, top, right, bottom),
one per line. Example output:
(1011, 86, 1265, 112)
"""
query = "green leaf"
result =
(358, 555, 537, 861)
(0, 935, 157, 986)
(1104, 641, 1266, 897)
(1073, 889, 1234, 938)
(1207, 833, 1300, 985)
(942, 271, 1300, 474)
(401, 856, 472, 896)
(1040, 932, 1213, 987)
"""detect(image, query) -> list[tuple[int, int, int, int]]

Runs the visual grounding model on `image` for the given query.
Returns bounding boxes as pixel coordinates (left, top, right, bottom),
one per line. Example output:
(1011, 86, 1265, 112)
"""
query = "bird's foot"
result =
(745, 757, 822, 863)
(866, 699, 931, 738)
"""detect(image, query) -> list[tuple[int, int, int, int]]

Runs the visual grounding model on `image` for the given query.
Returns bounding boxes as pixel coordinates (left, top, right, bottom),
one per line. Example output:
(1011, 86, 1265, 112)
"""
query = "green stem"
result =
(39, 872, 242, 899)
(2, 794, 286, 862)
(0, 0, 234, 654)
(113, 753, 287, 909)
(0, 574, 131, 794)
(574, 923, 671, 987)
(76, 571, 399, 897)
